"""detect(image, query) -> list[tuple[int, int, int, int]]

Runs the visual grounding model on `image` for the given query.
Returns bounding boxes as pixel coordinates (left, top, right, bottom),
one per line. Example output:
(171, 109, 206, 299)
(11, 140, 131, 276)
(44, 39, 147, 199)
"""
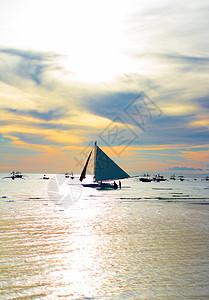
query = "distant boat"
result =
(42, 175, 50, 180)
(65, 172, 74, 179)
(170, 174, 176, 180)
(139, 174, 152, 182)
(201, 176, 209, 181)
(153, 174, 166, 182)
(178, 176, 184, 181)
(14, 171, 23, 178)
(3, 171, 25, 180)
(79, 141, 130, 189)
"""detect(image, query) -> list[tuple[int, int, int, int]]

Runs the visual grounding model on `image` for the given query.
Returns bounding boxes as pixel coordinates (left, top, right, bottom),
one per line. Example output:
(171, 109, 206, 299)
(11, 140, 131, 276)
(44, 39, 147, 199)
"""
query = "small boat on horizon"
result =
(170, 174, 176, 180)
(65, 172, 74, 179)
(139, 174, 152, 182)
(3, 171, 25, 180)
(153, 174, 166, 182)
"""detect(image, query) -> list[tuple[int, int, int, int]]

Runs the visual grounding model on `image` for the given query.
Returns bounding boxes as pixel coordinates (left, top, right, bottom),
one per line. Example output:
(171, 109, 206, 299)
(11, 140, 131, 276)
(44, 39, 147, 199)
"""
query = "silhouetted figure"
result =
(113, 181, 118, 189)
(11, 171, 15, 180)
(119, 180, 121, 189)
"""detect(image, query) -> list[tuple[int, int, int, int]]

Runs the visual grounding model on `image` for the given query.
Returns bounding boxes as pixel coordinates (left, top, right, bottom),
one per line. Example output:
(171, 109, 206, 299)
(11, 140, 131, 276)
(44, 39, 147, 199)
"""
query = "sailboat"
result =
(79, 142, 130, 189)
(2, 171, 25, 180)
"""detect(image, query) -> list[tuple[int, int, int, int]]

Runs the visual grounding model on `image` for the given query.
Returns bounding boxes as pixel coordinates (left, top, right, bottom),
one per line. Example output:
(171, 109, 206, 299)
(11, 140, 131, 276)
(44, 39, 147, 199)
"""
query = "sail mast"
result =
(93, 141, 97, 182)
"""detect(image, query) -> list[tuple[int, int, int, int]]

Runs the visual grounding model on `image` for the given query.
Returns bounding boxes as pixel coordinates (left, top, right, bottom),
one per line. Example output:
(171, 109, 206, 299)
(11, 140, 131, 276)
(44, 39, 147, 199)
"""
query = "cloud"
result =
(0, 48, 61, 87)
(83, 91, 162, 129)
(124, 1, 209, 107)
(84, 91, 141, 120)
(180, 149, 209, 167)
(11, 132, 64, 146)
(0, 48, 56, 62)
(127, 1, 209, 54)
(169, 166, 203, 171)
(161, 102, 198, 116)
(192, 94, 209, 111)
(0, 47, 208, 153)
(190, 118, 209, 129)
(6, 108, 65, 121)
(31, 122, 75, 131)
(162, 54, 209, 70)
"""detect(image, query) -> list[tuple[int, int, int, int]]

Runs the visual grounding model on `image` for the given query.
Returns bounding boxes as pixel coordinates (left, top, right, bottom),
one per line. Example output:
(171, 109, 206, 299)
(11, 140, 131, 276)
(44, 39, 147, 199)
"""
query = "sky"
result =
(0, 0, 209, 174)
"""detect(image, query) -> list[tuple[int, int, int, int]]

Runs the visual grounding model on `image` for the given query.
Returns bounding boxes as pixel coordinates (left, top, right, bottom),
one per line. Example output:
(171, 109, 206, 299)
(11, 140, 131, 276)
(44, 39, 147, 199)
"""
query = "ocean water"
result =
(0, 173, 209, 299)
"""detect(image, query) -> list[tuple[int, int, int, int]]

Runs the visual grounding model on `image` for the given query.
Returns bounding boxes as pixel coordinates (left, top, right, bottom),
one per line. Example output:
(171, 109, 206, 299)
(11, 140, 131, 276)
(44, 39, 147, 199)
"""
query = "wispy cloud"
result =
(0, 48, 61, 87)
(11, 132, 64, 146)
(169, 166, 203, 171)
(6, 108, 65, 122)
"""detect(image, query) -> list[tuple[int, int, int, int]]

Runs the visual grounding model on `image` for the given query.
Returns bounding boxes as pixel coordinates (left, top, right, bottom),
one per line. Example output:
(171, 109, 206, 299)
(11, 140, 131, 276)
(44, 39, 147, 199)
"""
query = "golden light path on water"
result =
(0, 173, 209, 299)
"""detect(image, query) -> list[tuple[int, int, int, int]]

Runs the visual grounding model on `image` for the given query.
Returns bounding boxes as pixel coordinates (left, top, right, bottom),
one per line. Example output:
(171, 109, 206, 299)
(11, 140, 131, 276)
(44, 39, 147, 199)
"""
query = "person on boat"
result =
(70, 172, 74, 179)
(113, 181, 118, 189)
(119, 180, 121, 189)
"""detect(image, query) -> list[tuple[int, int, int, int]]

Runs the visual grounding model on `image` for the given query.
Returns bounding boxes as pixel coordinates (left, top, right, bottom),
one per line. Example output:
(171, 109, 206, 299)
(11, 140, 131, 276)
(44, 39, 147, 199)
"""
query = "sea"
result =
(0, 173, 209, 300)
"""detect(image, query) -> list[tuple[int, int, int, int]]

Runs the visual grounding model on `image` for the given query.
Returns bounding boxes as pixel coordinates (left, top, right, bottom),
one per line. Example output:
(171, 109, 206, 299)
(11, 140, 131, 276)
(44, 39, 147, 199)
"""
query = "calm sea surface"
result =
(0, 173, 209, 299)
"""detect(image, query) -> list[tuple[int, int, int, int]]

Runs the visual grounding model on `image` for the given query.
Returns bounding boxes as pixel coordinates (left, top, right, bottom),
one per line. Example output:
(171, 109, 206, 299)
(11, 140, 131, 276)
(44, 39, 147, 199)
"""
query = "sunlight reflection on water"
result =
(0, 174, 209, 299)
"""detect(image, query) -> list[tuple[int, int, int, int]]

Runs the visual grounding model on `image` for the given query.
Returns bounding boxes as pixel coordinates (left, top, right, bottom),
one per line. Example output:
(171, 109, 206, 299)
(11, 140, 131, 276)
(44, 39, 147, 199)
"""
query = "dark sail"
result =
(79, 150, 92, 182)
(94, 146, 130, 182)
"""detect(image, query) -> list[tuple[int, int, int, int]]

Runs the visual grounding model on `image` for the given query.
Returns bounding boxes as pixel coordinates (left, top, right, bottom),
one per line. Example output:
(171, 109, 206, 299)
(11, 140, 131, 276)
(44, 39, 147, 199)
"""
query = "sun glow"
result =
(57, 1, 131, 83)
(1, 0, 141, 83)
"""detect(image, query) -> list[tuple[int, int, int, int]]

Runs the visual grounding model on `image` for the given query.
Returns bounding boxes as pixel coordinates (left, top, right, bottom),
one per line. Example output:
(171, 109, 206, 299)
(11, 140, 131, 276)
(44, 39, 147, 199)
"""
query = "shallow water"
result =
(0, 174, 209, 299)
